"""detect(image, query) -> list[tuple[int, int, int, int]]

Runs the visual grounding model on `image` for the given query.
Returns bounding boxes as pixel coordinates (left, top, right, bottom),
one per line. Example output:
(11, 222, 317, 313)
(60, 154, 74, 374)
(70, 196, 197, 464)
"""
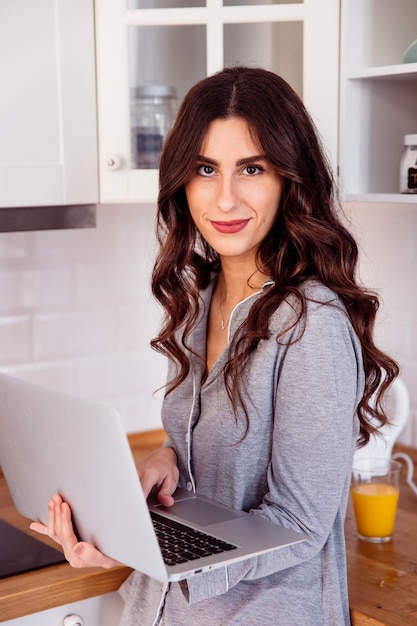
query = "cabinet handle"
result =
(63, 615, 84, 626)
(106, 155, 123, 171)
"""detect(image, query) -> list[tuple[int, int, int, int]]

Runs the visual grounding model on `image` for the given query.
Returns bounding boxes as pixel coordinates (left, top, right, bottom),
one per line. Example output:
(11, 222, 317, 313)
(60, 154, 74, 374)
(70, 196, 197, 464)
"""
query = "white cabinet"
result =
(0, 0, 98, 209)
(95, 0, 339, 204)
(339, 0, 417, 203)
(3, 592, 123, 626)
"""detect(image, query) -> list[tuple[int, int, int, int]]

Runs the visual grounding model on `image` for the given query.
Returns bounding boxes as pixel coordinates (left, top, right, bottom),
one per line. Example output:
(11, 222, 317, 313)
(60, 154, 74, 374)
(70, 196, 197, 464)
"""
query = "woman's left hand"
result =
(30, 494, 121, 569)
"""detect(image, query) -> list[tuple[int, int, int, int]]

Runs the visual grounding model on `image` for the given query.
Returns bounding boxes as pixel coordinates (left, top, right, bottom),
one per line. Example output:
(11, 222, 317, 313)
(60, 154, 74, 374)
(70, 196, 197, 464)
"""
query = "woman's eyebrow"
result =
(196, 155, 218, 165)
(236, 155, 267, 166)
(196, 154, 267, 166)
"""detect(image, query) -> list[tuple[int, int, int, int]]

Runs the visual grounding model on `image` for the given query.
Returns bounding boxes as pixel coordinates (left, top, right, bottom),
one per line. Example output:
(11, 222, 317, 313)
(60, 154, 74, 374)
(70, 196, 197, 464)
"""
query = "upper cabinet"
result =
(339, 0, 417, 203)
(95, 0, 339, 204)
(0, 0, 98, 209)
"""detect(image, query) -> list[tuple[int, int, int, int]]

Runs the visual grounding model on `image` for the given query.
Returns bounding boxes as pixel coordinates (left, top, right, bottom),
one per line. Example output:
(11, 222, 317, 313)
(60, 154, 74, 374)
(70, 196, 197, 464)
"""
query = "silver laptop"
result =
(0, 372, 305, 583)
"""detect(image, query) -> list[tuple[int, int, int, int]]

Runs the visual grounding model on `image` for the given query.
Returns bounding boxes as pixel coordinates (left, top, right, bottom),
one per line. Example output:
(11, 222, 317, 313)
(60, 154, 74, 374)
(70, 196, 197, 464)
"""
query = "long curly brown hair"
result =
(151, 66, 398, 447)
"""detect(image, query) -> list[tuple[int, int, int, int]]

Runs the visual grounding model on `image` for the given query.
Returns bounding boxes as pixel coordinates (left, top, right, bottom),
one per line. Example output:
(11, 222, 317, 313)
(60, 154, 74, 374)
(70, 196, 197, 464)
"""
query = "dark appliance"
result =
(0, 519, 66, 579)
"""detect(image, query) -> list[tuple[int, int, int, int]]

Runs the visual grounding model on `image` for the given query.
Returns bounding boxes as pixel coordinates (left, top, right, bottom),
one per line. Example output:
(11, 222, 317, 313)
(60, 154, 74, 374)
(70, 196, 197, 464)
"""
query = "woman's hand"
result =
(30, 494, 120, 569)
(29, 447, 179, 567)
(138, 446, 179, 507)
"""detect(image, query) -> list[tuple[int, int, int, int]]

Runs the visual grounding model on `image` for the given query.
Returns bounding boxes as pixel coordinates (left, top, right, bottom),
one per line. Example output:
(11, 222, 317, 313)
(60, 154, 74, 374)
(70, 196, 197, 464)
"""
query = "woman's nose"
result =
(216, 176, 240, 212)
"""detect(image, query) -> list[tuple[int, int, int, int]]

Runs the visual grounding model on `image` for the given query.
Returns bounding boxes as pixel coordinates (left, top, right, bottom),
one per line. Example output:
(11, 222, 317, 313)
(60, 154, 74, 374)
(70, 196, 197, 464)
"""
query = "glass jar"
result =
(400, 134, 417, 193)
(130, 84, 177, 169)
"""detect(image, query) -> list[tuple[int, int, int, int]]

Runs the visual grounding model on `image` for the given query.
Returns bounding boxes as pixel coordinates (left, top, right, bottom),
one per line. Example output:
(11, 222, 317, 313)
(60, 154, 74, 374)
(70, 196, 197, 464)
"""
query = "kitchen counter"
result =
(346, 443, 417, 625)
(1, 431, 416, 623)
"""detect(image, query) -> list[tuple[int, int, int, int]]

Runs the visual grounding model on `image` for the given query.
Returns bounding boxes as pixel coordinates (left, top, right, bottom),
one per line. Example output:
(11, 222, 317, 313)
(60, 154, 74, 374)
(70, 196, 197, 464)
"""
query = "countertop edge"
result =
(0, 564, 132, 621)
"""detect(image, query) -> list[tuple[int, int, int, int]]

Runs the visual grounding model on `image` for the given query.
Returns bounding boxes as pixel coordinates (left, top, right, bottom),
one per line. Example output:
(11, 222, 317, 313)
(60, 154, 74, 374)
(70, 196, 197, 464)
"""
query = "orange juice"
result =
(351, 483, 399, 539)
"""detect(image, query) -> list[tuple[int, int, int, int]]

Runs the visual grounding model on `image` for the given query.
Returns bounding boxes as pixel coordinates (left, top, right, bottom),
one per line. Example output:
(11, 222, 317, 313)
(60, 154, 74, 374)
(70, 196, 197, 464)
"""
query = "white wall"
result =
(0, 204, 166, 433)
(345, 201, 417, 446)
(0, 201, 415, 444)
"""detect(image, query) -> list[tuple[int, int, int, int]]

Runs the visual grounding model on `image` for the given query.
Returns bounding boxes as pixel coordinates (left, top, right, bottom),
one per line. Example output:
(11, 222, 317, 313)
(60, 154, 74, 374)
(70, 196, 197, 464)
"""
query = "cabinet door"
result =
(2, 592, 123, 626)
(339, 0, 417, 203)
(96, 0, 339, 204)
(0, 0, 98, 208)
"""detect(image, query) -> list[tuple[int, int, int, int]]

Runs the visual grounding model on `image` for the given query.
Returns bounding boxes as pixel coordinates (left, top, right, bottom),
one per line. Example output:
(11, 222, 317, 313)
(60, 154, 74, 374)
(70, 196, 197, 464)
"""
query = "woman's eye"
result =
(243, 164, 264, 175)
(197, 164, 215, 177)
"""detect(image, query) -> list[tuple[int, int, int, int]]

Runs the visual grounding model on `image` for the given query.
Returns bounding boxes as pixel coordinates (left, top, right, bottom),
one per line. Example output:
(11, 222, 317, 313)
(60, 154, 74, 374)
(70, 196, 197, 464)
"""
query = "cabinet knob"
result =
(63, 615, 84, 626)
(106, 155, 123, 171)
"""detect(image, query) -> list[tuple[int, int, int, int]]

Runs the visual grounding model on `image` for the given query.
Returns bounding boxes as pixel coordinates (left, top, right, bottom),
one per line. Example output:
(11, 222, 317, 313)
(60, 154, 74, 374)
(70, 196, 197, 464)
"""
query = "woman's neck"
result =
(216, 262, 267, 305)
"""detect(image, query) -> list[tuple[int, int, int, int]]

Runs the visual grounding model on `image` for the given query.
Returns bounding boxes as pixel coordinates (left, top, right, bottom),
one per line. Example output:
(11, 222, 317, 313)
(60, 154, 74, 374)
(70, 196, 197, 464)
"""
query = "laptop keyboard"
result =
(151, 512, 237, 566)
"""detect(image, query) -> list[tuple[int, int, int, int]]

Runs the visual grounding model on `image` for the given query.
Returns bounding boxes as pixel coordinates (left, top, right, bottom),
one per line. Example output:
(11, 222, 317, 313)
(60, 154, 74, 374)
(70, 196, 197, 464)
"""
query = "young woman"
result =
(32, 66, 398, 625)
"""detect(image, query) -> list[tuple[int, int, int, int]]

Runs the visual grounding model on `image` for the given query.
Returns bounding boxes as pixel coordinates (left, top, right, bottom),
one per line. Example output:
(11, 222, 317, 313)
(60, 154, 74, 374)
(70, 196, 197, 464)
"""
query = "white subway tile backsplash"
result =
(0, 266, 74, 312)
(345, 201, 417, 448)
(0, 315, 31, 363)
(77, 349, 166, 400)
(34, 204, 157, 263)
(0, 206, 166, 432)
(0, 360, 77, 394)
(119, 305, 146, 350)
(0, 231, 30, 260)
(413, 314, 417, 360)
(352, 203, 416, 261)
(119, 301, 162, 349)
(117, 394, 164, 433)
(397, 408, 414, 446)
(373, 308, 414, 360)
(0, 202, 414, 438)
(34, 308, 119, 360)
(76, 263, 147, 306)
(34, 227, 106, 262)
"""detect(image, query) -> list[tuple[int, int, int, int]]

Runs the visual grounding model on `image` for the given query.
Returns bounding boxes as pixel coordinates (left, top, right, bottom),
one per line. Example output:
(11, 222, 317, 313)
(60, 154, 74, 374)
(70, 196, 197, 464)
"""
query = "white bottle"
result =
(400, 134, 417, 193)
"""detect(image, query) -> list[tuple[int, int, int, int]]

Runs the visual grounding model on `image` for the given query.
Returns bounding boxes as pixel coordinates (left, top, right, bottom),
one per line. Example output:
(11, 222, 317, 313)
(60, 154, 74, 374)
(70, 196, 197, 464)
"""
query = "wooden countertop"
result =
(1, 431, 416, 623)
(346, 443, 417, 626)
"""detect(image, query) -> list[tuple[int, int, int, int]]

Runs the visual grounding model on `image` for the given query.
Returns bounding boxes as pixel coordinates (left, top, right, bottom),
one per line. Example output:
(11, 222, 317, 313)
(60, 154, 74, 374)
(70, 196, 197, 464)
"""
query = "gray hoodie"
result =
(119, 279, 364, 625)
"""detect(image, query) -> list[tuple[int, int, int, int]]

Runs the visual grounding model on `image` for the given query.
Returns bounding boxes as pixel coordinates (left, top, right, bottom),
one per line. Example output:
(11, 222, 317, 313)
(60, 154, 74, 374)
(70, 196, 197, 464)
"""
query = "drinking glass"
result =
(351, 458, 402, 543)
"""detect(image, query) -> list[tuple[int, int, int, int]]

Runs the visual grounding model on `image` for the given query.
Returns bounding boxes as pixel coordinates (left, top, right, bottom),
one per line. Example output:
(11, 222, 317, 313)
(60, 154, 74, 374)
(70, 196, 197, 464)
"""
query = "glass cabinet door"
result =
(128, 24, 206, 170)
(95, 0, 337, 203)
(223, 21, 303, 97)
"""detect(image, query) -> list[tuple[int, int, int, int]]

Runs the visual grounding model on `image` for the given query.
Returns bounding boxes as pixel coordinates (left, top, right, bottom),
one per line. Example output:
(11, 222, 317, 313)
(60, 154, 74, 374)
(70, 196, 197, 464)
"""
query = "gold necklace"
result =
(218, 301, 230, 331)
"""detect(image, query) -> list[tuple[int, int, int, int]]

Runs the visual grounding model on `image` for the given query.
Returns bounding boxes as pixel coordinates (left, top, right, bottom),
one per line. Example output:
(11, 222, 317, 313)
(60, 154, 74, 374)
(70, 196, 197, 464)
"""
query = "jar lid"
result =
(131, 84, 177, 98)
(404, 134, 417, 145)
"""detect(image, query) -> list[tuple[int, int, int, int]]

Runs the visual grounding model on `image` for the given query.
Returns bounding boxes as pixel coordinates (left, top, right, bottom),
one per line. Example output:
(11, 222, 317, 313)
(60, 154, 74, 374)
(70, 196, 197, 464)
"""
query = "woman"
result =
(32, 67, 398, 625)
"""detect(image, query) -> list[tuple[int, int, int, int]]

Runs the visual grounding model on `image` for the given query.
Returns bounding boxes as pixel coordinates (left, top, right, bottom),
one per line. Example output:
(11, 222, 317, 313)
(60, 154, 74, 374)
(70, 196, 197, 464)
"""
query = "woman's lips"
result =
(210, 219, 250, 234)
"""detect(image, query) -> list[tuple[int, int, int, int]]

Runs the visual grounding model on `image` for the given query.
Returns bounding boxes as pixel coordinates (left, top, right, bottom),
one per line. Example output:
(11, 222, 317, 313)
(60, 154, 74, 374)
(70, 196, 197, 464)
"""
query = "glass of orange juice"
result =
(351, 458, 402, 543)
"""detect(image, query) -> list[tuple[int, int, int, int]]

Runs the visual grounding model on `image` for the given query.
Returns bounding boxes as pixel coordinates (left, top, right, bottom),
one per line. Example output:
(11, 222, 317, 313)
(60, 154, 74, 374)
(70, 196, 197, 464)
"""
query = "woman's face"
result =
(185, 117, 283, 266)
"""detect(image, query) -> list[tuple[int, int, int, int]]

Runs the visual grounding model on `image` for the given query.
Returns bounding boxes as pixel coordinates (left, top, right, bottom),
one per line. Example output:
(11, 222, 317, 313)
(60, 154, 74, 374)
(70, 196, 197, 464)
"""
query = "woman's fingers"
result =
(29, 520, 48, 534)
(138, 446, 179, 502)
(56, 499, 78, 546)
(30, 494, 120, 569)
(29, 494, 63, 542)
(69, 541, 121, 569)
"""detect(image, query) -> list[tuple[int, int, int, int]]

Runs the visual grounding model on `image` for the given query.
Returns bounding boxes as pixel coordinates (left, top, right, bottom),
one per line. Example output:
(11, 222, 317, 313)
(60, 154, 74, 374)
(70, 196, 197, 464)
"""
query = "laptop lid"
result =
(0, 373, 305, 582)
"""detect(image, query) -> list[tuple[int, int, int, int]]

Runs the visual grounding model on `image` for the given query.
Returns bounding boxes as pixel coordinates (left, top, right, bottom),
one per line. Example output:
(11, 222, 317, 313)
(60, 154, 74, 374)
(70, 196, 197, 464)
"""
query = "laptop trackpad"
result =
(166, 499, 242, 527)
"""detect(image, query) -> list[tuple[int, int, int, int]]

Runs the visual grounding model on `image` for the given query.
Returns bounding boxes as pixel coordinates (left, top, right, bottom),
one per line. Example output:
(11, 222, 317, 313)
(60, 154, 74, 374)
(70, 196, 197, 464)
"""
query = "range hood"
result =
(0, 205, 97, 233)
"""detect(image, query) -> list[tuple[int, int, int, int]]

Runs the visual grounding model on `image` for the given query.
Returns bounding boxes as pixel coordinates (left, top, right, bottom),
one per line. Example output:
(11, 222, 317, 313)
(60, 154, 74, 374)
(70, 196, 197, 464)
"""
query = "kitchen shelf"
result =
(343, 193, 417, 204)
(347, 63, 417, 81)
(339, 0, 417, 204)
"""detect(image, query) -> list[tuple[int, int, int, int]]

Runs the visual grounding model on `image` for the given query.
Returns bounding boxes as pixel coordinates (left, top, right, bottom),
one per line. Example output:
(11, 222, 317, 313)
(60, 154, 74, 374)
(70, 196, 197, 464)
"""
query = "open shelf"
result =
(339, 1, 417, 203)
